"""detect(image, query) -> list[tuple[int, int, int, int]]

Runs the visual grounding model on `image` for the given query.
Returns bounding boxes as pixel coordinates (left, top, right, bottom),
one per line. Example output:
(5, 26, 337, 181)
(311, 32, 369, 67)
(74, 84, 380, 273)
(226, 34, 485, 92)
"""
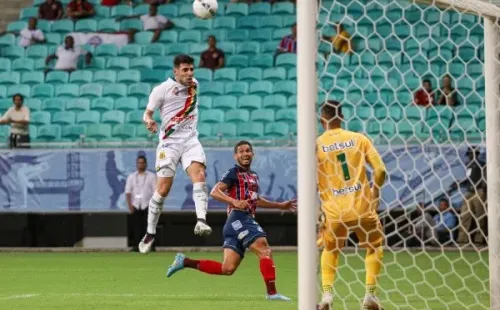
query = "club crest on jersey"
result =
(172, 87, 180, 96)
(159, 151, 166, 160)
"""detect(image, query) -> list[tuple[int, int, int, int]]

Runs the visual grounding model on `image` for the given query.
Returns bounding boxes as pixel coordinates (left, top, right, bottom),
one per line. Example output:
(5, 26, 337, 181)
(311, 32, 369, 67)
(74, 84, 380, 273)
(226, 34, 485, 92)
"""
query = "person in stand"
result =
(0, 94, 30, 149)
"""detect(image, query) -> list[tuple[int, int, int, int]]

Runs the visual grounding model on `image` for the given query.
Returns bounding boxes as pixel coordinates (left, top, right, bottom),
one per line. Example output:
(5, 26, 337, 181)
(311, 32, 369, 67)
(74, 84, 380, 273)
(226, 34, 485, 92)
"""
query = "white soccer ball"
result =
(193, 0, 218, 19)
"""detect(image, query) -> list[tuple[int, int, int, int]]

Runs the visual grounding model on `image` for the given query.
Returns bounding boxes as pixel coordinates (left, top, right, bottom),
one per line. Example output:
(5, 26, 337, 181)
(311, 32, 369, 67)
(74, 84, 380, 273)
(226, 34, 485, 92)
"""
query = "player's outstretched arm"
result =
(210, 182, 250, 210)
(256, 197, 296, 211)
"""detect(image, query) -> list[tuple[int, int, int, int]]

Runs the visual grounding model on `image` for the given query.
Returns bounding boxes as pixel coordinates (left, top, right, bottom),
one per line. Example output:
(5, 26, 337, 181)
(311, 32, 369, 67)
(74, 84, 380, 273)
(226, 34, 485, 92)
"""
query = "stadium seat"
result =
(77, 111, 101, 124)
(262, 67, 286, 82)
(61, 124, 86, 140)
(0, 58, 11, 72)
(172, 17, 190, 30)
(8, 84, 30, 97)
(158, 31, 178, 43)
(80, 83, 103, 98)
(102, 83, 127, 98)
(249, 2, 271, 15)
(159, 4, 179, 17)
(90, 97, 114, 112)
(20, 7, 38, 20)
(404, 106, 426, 121)
(112, 123, 136, 139)
(238, 16, 260, 29)
(275, 53, 296, 68)
(227, 29, 250, 42)
(248, 28, 272, 42)
(86, 57, 106, 70)
(37, 124, 61, 141)
(118, 44, 141, 57)
(66, 98, 90, 112)
(265, 122, 289, 138)
(93, 70, 117, 83)
(96, 44, 119, 57)
(214, 68, 237, 82)
(3, 46, 25, 59)
(25, 45, 48, 59)
(235, 94, 260, 110)
(141, 69, 166, 83)
(198, 96, 212, 110)
(117, 70, 141, 83)
(0, 98, 12, 112)
(165, 43, 190, 55)
(75, 19, 98, 32)
(275, 108, 296, 125)
(197, 122, 212, 139)
(0, 85, 7, 98)
(50, 19, 74, 33)
(98, 19, 120, 32)
(115, 97, 138, 112)
(68, 70, 91, 84)
(52, 111, 76, 125)
(189, 43, 206, 55)
(263, 94, 287, 110)
(238, 122, 264, 138)
(42, 98, 65, 112)
(251, 108, 275, 123)
(86, 124, 112, 140)
(126, 110, 144, 124)
(190, 19, 212, 30)
(213, 123, 237, 137)
(274, 81, 296, 96)
(7, 21, 26, 32)
(153, 56, 174, 70)
(249, 54, 273, 68)
(0, 72, 20, 85)
(213, 95, 237, 111)
(43, 71, 69, 87)
(226, 109, 250, 123)
(236, 41, 260, 55)
(107, 57, 129, 70)
(21, 72, 44, 85)
(31, 111, 51, 126)
(128, 83, 151, 98)
(260, 16, 283, 29)
(25, 98, 42, 111)
(196, 68, 213, 82)
(0, 34, 14, 48)
(142, 43, 164, 56)
(199, 109, 224, 123)
(225, 82, 249, 95)
(217, 42, 235, 54)
(111, 4, 133, 18)
(95, 4, 111, 18)
(136, 124, 151, 138)
(179, 30, 202, 43)
(238, 67, 262, 82)
(30, 84, 53, 98)
(214, 17, 237, 31)
(202, 29, 227, 41)
(226, 3, 249, 16)
(102, 110, 125, 124)
(199, 81, 224, 96)
(249, 81, 273, 96)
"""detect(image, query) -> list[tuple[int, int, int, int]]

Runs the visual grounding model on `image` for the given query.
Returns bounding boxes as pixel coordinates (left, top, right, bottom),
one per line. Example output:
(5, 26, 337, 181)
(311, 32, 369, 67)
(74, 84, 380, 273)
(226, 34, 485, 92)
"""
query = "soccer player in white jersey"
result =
(139, 54, 212, 254)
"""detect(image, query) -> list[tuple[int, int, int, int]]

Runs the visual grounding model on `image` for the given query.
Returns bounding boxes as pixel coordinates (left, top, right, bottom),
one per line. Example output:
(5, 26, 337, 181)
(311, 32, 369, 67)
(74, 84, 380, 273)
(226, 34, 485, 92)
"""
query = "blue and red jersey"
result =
(279, 35, 296, 53)
(220, 165, 260, 217)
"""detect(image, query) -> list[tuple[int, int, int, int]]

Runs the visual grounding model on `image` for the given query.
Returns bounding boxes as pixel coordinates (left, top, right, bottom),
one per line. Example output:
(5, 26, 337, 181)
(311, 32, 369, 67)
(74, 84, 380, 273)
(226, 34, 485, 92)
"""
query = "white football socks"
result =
(147, 191, 165, 235)
(192, 182, 208, 221)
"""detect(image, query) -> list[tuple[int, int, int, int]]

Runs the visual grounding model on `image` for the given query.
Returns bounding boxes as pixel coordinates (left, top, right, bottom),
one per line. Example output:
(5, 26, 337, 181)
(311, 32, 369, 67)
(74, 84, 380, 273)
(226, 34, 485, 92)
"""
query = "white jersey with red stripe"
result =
(146, 77, 199, 141)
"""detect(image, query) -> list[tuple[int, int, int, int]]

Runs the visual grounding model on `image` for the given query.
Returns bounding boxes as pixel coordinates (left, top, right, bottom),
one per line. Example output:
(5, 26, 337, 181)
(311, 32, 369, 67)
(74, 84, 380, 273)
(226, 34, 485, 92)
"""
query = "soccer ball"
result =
(193, 0, 218, 19)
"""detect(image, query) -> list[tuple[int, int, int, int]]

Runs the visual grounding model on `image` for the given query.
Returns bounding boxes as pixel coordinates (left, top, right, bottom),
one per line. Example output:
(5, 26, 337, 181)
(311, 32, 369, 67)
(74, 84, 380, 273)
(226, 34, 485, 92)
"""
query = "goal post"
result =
(297, 0, 500, 308)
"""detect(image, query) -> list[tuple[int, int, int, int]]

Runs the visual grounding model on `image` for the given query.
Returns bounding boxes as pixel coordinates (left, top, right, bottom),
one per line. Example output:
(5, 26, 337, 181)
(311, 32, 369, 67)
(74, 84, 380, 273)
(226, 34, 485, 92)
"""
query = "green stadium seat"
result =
(190, 19, 212, 30)
(226, 55, 249, 68)
(260, 17, 283, 30)
(115, 97, 138, 112)
(95, 5, 110, 18)
(66, 98, 90, 112)
(227, 29, 250, 42)
(165, 43, 189, 55)
(189, 43, 205, 55)
(7, 21, 27, 32)
(197, 122, 212, 138)
(226, 3, 249, 16)
(98, 19, 120, 32)
(0, 34, 15, 47)
(239, 122, 264, 138)
(136, 124, 151, 138)
(20, 7, 38, 20)
(52, 111, 76, 125)
(263, 94, 287, 110)
(249, 2, 271, 15)
(21, 72, 44, 85)
(107, 57, 129, 70)
(68, 70, 91, 84)
(31, 111, 51, 126)
(90, 97, 114, 112)
(179, 30, 202, 43)
(238, 16, 260, 29)
(37, 124, 61, 141)
(102, 110, 125, 124)
(262, 67, 286, 82)
(141, 69, 166, 83)
(198, 96, 212, 110)
(112, 123, 136, 139)
(202, 29, 227, 41)
(128, 83, 151, 98)
(85, 57, 106, 70)
(0, 85, 7, 98)
(0, 58, 11, 72)
(214, 68, 237, 82)
(159, 4, 178, 17)
(249, 28, 272, 42)
(30, 83, 54, 98)
(116, 69, 141, 83)
(0, 72, 20, 85)
(158, 31, 178, 43)
(195, 68, 212, 82)
(249, 54, 273, 68)
(0, 125, 9, 140)
(273, 2, 294, 14)
(427, 106, 453, 124)
(249, 81, 273, 96)
(251, 108, 274, 123)
(467, 63, 483, 79)
(237, 94, 261, 110)
(143, 43, 164, 56)
(238, 67, 262, 82)
(120, 19, 143, 31)
(213, 123, 237, 137)
(275, 108, 296, 125)
(287, 96, 296, 108)
(95, 44, 118, 57)
(276, 53, 296, 68)
(139, 98, 148, 109)
(225, 82, 248, 96)
(75, 19, 98, 32)
(404, 106, 426, 121)
(133, 31, 153, 44)
(126, 110, 143, 124)
(102, 83, 127, 98)
(25, 98, 42, 111)
(274, 81, 296, 96)
(213, 95, 237, 111)
(265, 122, 289, 138)
(86, 124, 112, 140)
(119, 44, 142, 57)
(172, 17, 190, 30)
(397, 120, 416, 138)
(42, 98, 65, 112)
(214, 17, 236, 29)
(236, 41, 260, 55)
(218, 42, 235, 54)
(0, 98, 11, 112)
(62, 124, 86, 140)
(225, 109, 250, 123)
(77, 111, 101, 124)
(42, 70, 69, 86)
(8, 84, 30, 97)
(80, 83, 103, 98)
(93, 70, 117, 83)
(3, 46, 25, 59)
(50, 20, 73, 33)
(200, 109, 224, 123)
(355, 105, 372, 120)
(178, 3, 193, 16)
(200, 81, 224, 96)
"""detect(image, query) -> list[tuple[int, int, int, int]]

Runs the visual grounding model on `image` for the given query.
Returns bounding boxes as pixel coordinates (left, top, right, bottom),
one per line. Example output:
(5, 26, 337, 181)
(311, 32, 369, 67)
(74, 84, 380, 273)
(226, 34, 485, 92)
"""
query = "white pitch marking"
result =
(0, 294, 40, 300)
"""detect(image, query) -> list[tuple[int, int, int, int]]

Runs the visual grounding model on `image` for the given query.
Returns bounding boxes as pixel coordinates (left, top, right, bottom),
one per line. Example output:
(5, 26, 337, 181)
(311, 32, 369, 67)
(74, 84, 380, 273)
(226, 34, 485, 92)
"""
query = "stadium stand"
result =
(0, 0, 485, 144)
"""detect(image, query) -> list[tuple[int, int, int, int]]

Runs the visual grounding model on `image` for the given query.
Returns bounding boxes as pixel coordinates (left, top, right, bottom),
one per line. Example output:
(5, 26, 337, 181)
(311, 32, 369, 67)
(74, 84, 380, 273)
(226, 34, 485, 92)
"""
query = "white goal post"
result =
(296, 0, 500, 309)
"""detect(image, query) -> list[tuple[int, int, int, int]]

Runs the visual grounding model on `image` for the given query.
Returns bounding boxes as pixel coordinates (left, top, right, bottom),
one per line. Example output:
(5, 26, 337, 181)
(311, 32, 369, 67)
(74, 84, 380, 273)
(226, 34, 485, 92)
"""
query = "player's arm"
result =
(364, 137, 386, 200)
(143, 85, 163, 133)
(256, 196, 296, 211)
(210, 169, 251, 209)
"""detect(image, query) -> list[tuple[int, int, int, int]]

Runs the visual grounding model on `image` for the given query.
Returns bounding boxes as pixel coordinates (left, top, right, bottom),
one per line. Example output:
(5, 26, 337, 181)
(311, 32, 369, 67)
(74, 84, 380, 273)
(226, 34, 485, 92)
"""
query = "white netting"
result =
(315, 0, 493, 309)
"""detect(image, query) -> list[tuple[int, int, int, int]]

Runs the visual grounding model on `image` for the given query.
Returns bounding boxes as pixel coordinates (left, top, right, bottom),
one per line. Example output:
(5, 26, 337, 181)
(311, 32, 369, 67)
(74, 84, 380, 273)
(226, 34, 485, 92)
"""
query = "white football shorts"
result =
(155, 137, 206, 177)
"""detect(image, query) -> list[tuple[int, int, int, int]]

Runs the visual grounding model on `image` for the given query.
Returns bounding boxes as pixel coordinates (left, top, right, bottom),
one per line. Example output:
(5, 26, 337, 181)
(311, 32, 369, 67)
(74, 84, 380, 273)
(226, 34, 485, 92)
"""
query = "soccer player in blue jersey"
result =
(166, 140, 295, 301)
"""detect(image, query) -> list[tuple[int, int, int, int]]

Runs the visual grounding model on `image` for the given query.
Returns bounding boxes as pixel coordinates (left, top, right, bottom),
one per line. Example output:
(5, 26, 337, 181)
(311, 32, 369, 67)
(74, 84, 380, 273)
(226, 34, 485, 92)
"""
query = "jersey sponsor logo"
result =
(171, 115, 195, 123)
(321, 139, 355, 153)
(332, 183, 362, 196)
(231, 220, 243, 231)
(237, 230, 249, 240)
(155, 165, 161, 172)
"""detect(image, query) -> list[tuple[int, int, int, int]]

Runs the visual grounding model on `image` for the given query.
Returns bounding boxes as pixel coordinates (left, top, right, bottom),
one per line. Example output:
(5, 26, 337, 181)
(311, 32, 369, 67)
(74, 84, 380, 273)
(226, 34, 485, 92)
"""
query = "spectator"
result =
(118, 4, 174, 43)
(199, 35, 225, 70)
(101, 0, 133, 6)
(409, 202, 437, 245)
(413, 79, 435, 107)
(452, 147, 487, 245)
(322, 23, 353, 55)
(437, 74, 458, 106)
(125, 155, 156, 252)
(38, 0, 64, 20)
(273, 23, 297, 66)
(0, 94, 30, 149)
(66, 0, 95, 20)
(18, 18, 46, 48)
(433, 199, 457, 244)
(45, 36, 93, 73)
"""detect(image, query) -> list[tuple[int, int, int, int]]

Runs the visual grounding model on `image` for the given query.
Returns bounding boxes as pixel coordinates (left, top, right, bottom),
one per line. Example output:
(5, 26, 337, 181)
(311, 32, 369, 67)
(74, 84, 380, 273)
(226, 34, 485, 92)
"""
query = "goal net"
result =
(307, 0, 500, 309)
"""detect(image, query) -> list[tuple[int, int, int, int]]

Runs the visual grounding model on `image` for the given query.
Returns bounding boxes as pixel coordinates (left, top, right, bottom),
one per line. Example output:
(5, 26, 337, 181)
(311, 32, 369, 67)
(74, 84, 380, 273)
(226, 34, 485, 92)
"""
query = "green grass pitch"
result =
(0, 251, 489, 309)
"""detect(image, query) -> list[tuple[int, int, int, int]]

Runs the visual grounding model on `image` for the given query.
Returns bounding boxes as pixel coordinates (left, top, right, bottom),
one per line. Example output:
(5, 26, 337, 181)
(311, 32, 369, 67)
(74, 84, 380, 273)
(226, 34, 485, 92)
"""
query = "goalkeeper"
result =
(316, 100, 387, 310)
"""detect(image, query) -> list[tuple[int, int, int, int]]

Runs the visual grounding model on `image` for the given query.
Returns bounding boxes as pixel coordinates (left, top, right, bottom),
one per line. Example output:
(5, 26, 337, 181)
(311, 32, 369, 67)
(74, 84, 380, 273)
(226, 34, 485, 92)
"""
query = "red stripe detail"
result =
(163, 85, 196, 139)
(236, 171, 245, 202)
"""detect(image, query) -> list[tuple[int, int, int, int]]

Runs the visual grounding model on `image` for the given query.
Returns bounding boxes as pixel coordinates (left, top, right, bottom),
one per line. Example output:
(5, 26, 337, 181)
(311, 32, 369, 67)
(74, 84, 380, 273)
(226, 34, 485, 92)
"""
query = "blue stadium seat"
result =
(225, 82, 248, 96)
(37, 124, 61, 141)
(111, 4, 132, 18)
(66, 98, 90, 112)
(236, 41, 260, 55)
(263, 94, 287, 110)
(198, 123, 212, 139)
(190, 19, 212, 30)
(238, 122, 264, 138)
(214, 16, 236, 29)
(126, 111, 144, 124)
(20, 7, 38, 20)
(98, 19, 120, 32)
(214, 68, 237, 82)
(153, 56, 174, 69)
(102, 83, 127, 98)
(128, 83, 151, 98)
(143, 43, 165, 56)
(0, 58, 11, 72)
(115, 97, 139, 112)
(249, 28, 272, 42)
(238, 16, 260, 29)
(262, 67, 286, 82)
(7, 21, 27, 32)
(195, 68, 212, 82)
(102, 110, 125, 124)
(189, 43, 206, 55)
(251, 108, 274, 123)
(141, 69, 166, 83)
(260, 16, 283, 29)
(90, 97, 114, 112)
(130, 57, 153, 69)
(95, 44, 118, 57)
(226, 29, 249, 41)
(8, 84, 31, 97)
(199, 109, 224, 123)
(80, 83, 103, 98)
(272, 2, 294, 14)
(165, 43, 190, 55)
(113, 124, 136, 139)
(25, 98, 42, 111)
(86, 124, 112, 140)
(119, 44, 142, 57)
(265, 122, 289, 138)
(3, 46, 24, 59)
(0, 72, 20, 85)
(238, 94, 262, 110)
(238, 67, 262, 82)
(93, 70, 117, 83)
(179, 30, 202, 43)
(198, 96, 212, 110)
(172, 18, 190, 30)
(249, 81, 273, 96)
(117, 69, 141, 83)
(31, 83, 54, 98)
(213, 123, 237, 137)
(31, 111, 51, 126)
(107, 57, 130, 70)
(0, 34, 15, 47)
(95, 5, 111, 18)
(21, 72, 44, 85)
(51, 20, 74, 33)
(158, 31, 178, 43)
(75, 19, 98, 32)
(42, 98, 65, 112)
(213, 95, 237, 111)
(226, 109, 250, 123)
(226, 3, 249, 16)
(68, 70, 91, 84)
(249, 54, 273, 68)
(52, 111, 76, 125)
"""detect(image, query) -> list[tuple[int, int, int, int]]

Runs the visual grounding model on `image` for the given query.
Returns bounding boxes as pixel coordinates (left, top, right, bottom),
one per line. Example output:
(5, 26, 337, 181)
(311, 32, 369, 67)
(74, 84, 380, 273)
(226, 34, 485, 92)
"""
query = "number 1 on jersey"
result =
(336, 152, 351, 181)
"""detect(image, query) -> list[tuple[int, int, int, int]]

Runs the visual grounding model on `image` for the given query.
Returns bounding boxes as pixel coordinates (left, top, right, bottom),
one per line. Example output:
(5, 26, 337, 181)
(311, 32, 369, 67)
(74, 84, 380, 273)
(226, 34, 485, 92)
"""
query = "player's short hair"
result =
(439, 198, 449, 205)
(12, 93, 23, 102)
(208, 35, 216, 41)
(422, 79, 431, 84)
(234, 140, 253, 153)
(137, 155, 147, 163)
(173, 54, 195, 67)
(320, 100, 342, 120)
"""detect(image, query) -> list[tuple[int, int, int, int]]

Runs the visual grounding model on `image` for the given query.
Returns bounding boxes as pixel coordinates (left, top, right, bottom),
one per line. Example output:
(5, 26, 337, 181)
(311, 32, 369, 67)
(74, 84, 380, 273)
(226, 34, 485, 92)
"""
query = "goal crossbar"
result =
(414, 0, 500, 19)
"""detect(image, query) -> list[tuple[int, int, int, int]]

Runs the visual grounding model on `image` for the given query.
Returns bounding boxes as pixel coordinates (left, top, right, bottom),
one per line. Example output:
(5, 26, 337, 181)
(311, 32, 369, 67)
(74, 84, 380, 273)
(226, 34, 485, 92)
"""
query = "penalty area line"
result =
(0, 294, 40, 300)
(0, 293, 266, 299)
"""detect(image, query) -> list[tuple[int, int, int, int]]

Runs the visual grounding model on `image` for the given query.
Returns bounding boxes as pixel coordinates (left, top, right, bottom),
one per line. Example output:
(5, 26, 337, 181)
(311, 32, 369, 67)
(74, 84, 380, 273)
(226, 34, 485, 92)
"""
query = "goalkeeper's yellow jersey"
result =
(316, 128, 385, 222)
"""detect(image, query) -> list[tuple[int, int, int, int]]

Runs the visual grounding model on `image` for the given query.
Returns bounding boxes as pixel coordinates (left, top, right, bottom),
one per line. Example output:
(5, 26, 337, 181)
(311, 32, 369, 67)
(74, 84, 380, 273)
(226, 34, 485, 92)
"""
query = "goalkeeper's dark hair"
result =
(234, 140, 253, 153)
(173, 54, 195, 67)
(320, 100, 343, 120)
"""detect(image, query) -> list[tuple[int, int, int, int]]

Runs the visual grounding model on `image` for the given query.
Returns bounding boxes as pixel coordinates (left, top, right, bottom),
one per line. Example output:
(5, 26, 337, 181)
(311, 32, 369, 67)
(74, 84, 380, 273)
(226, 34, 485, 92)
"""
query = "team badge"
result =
(159, 151, 165, 160)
